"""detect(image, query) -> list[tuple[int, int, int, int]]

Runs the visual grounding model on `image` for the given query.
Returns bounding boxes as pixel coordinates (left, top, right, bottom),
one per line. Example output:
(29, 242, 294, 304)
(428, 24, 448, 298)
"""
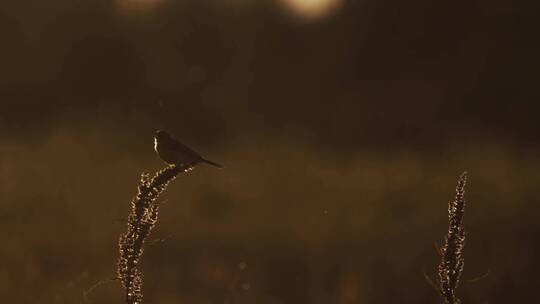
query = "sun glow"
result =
(280, 0, 343, 20)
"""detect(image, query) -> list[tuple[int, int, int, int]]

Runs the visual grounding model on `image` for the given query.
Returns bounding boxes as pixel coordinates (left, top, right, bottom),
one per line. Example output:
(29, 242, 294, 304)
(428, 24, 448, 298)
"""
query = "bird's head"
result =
(154, 130, 172, 141)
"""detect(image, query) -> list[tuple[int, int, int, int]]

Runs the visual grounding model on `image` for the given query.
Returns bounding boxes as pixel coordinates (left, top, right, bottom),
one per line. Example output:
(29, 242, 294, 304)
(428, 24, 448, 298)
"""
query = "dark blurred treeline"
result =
(1, 0, 539, 148)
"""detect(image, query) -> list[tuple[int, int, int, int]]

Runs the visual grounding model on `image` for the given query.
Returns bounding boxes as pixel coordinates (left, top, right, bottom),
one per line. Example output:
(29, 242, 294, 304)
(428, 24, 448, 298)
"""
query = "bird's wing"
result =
(171, 139, 202, 158)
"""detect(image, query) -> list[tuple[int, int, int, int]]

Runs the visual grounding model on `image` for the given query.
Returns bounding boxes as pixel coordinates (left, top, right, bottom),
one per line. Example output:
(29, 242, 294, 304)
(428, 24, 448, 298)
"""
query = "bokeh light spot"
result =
(280, 0, 343, 20)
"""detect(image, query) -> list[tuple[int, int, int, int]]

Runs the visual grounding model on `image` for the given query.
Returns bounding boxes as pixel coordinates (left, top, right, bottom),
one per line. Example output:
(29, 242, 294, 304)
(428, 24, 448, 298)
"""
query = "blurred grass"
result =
(1, 130, 539, 303)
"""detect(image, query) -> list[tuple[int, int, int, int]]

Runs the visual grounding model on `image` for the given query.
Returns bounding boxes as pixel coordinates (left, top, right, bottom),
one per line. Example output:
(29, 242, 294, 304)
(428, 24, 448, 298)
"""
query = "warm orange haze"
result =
(0, 0, 538, 303)
(280, 0, 343, 20)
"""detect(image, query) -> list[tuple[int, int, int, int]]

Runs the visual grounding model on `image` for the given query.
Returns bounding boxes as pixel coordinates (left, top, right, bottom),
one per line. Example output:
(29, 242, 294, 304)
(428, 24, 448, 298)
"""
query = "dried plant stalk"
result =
(117, 164, 192, 304)
(438, 172, 468, 304)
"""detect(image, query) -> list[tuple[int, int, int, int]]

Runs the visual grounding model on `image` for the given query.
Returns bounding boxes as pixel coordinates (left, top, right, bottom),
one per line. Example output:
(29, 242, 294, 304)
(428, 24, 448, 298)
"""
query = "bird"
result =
(153, 130, 223, 168)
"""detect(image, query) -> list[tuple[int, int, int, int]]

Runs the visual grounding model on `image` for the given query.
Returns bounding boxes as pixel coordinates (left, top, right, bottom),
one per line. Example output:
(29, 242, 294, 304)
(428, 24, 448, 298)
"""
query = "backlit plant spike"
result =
(117, 164, 192, 304)
(438, 172, 467, 304)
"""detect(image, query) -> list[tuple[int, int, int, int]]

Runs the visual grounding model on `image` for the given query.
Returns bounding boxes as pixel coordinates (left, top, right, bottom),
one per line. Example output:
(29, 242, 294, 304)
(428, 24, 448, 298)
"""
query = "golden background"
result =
(0, 0, 538, 303)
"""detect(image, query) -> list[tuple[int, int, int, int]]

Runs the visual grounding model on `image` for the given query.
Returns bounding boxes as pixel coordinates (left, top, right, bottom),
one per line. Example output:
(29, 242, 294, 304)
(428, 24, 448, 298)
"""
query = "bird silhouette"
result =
(153, 130, 223, 168)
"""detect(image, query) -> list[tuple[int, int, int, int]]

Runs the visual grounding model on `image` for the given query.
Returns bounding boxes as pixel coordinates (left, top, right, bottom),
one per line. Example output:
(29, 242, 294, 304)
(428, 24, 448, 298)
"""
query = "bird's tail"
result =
(201, 158, 224, 169)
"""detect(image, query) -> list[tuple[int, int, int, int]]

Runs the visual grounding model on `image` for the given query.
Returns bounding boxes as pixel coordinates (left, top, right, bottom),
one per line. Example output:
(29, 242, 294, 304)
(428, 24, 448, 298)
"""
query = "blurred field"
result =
(1, 129, 539, 303)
